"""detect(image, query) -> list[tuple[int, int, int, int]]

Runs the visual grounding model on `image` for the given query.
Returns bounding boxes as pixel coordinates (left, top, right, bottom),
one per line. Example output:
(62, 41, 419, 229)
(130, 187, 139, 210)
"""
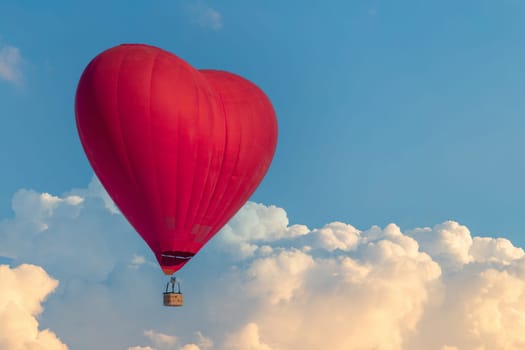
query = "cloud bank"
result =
(1, 178, 525, 349)
(0, 264, 66, 350)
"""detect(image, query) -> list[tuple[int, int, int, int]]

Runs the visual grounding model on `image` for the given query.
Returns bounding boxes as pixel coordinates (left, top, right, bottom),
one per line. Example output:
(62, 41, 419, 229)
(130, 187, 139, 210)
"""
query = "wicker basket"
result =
(163, 292, 183, 307)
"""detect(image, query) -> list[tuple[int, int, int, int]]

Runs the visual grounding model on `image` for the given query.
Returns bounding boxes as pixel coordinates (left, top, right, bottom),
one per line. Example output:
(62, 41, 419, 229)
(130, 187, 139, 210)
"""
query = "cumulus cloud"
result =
(218, 223, 441, 350)
(179, 345, 200, 350)
(197, 333, 213, 349)
(223, 323, 271, 350)
(0, 264, 67, 350)
(408, 221, 474, 269)
(0, 187, 119, 283)
(407, 221, 525, 271)
(130, 330, 212, 350)
(307, 221, 361, 251)
(186, 1, 223, 30)
(220, 202, 308, 259)
(144, 330, 178, 350)
(470, 236, 525, 264)
(2, 178, 525, 349)
(0, 44, 22, 85)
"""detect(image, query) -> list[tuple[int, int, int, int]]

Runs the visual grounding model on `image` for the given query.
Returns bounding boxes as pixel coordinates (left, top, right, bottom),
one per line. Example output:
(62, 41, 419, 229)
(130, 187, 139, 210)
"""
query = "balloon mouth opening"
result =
(159, 251, 195, 275)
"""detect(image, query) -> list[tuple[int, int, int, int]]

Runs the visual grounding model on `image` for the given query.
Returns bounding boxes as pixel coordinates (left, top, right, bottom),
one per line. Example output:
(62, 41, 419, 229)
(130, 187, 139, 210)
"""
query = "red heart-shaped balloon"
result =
(75, 44, 278, 274)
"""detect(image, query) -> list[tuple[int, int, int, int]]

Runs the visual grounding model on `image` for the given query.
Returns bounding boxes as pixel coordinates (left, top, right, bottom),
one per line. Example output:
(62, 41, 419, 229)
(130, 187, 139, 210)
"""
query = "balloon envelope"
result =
(75, 44, 278, 274)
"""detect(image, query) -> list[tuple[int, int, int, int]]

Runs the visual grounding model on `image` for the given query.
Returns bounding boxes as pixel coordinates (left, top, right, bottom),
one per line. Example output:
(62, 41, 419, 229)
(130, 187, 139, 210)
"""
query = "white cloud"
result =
(9, 190, 83, 233)
(408, 221, 525, 271)
(187, 2, 223, 30)
(407, 264, 525, 350)
(179, 345, 201, 350)
(0, 44, 22, 85)
(69, 176, 118, 214)
(0, 264, 67, 350)
(220, 202, 308, 259)
(194, 332, 213, 350)
(130, 330, 212, 350)
(470, 236, 525, 264)
(223, 323, 271, 350)
(131, 255, 146, 265)
(244, 249, 315, 304)
(2, 178, 525, 349)
(219, 224, 441, 350)
(129, 254, 151, 270)
(144, 330, 178, 350)
(0, 187, 119, 283)
(408, 220, 474, 269)
(463, 269, 525, 348)
(308, 221, 360, 251)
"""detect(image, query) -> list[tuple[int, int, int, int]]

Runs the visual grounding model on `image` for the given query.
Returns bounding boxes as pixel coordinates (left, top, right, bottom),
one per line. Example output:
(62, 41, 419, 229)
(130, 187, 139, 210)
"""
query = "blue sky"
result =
(2, 1, 525, 349)
(2, 1, 525, 243)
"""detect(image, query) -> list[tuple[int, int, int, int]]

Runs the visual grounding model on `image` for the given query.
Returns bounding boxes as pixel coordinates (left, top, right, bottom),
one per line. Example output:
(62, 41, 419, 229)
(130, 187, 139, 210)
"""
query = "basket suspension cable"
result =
(163, 276, 184, 307)
(165, 277, 181, 294)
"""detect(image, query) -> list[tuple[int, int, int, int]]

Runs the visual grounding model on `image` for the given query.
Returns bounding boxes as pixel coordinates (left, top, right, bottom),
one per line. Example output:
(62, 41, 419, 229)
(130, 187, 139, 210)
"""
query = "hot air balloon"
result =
(75, 44, 278, 306)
